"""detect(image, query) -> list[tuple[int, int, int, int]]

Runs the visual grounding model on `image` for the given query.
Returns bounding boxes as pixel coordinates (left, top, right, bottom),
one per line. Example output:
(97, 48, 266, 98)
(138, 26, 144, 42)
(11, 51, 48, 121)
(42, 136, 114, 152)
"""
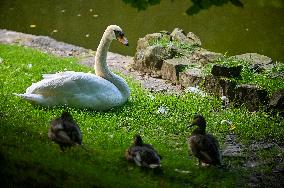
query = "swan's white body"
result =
(16, 25, 130, 111)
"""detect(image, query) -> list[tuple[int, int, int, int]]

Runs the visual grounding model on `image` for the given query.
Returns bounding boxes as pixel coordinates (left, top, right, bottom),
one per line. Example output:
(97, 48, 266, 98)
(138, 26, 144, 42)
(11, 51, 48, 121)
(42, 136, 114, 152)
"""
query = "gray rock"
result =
(135, 33, 166, 51)
(170, 28, 188, 43)
(234, 84, 268, 111)
(234, 53, 273, 73)
(133, 44, 176, 75)
(211, 64, 242, 78)
(192, 48, 224, 65)
(187, 32, 202, 46)
(170, 28, 201, 46)
(180, 68, 204, 87)
(203, 75, 237, 100)
(160, 57, 199, 83)
(249, 143, 276, 151)
(245, 161, 262, 168)
(222, 134, 244, 157)
(269, 89, 284, 116)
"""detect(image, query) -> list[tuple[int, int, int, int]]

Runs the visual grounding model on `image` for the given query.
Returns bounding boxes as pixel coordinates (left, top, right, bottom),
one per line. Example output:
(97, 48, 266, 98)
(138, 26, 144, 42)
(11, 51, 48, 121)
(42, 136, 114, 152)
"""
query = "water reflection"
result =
(186, 0, 243, 15)
(122, 0, 161, 10)
(0, 0, 283, 62)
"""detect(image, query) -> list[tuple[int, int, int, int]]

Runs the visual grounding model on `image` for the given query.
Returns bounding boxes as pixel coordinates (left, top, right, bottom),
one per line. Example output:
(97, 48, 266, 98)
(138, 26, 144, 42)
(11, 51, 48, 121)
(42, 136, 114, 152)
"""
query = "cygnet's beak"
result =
(118, 36, 129, 46)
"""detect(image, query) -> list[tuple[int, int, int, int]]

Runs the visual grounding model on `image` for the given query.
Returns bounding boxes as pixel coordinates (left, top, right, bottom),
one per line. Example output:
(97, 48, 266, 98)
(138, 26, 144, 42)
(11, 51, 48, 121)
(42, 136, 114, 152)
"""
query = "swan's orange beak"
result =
(118, 36, 129, 46)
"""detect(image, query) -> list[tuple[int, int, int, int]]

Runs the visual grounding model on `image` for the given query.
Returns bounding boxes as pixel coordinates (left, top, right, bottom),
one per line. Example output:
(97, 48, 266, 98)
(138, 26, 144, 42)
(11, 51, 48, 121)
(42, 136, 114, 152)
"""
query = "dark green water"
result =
(0, 0, 283, 62)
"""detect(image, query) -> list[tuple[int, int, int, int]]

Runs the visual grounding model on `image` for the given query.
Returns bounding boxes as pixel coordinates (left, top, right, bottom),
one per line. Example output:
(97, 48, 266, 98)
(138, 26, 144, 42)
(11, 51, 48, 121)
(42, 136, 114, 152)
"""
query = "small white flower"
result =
(185, 86, 206, 96)
(221, 96, 228, 101)
(221, 95, 230, 109)
(27, 64, 32, 68)
(221, 120, 232, 125)
(148, 94, 155, 100)
(157, 106, 169, 115)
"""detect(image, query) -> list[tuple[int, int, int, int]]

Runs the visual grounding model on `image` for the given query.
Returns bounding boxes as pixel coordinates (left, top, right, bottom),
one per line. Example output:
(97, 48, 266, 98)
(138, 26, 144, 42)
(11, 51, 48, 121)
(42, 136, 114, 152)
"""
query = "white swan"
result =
(15, 25, 130, 111)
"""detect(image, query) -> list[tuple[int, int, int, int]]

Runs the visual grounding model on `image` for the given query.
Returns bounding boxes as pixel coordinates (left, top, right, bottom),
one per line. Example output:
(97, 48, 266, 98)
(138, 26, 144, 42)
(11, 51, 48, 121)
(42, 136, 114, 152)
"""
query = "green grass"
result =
(0, 44, 283, 187)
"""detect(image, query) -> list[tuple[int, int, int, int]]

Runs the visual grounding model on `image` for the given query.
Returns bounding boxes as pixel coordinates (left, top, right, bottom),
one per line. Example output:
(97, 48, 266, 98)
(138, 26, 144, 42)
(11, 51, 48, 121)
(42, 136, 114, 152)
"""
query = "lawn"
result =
(0, 44, 283, 187)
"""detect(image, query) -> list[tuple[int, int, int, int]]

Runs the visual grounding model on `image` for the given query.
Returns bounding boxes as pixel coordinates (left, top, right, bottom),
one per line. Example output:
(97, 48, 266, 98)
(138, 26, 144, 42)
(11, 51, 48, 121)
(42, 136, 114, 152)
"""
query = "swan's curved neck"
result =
(95, 31, 112, 78)
(94, 30, 130, 99)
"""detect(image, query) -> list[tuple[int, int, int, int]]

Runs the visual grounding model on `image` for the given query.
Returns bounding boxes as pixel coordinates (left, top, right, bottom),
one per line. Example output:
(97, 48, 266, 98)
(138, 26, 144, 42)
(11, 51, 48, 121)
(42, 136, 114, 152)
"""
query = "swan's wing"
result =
(18, 71, 125, 109)
(42, 71, 76, 79)
(27, 72, 108, 97)
(26, 73, 81, 96)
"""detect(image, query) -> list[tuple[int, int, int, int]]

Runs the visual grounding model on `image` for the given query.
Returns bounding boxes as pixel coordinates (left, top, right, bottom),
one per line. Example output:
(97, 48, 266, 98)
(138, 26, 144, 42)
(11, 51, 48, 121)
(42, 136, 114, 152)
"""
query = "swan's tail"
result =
(13, 93, 45, 104)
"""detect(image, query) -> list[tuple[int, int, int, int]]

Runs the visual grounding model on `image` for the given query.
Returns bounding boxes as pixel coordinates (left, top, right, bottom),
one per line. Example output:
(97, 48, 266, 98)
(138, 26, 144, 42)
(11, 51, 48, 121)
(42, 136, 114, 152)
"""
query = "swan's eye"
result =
(114, 30, 129, 46)
(114, 30, 124, 38)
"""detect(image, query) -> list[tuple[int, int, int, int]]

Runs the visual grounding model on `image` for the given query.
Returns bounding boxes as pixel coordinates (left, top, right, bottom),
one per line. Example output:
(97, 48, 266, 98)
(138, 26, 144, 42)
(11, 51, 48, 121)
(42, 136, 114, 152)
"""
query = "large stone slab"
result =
(135, 33, 167, 51)
(211, 64, 242, 78)
(203, 75, 237, 100)
(268, 89, 284, 116)
(133, 44, 176, 75)
(234, 53, 273, 73)
(160, 56, 202, 83)
(234, 84, 268, 111)
(170, 28, 202, 46)
(189, 48, 224, 65)
(179, 68, 204, 87)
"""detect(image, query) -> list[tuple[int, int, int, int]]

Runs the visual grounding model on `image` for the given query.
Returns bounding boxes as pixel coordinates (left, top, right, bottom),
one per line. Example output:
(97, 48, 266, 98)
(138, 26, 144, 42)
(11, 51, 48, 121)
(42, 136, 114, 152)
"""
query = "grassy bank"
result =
(0, 44, 283, 187)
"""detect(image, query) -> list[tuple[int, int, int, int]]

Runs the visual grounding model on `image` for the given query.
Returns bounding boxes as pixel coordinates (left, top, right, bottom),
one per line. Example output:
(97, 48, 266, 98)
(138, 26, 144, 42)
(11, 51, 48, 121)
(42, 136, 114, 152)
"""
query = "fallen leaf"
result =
(229, 124, 236, 131)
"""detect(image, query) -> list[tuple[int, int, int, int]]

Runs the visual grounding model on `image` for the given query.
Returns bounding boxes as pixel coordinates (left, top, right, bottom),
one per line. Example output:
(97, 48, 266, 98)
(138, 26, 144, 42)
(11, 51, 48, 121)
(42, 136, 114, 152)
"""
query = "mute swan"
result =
(15, 25, 130, 110)
(125, 135, 162, 168)
(188, 114, 221, 166)
(48, 111, 82, 151)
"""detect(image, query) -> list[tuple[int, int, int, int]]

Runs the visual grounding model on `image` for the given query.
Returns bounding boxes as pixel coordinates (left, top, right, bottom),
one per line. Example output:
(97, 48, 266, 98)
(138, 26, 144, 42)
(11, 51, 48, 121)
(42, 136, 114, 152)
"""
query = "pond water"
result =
(0, 0, 283, 62)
